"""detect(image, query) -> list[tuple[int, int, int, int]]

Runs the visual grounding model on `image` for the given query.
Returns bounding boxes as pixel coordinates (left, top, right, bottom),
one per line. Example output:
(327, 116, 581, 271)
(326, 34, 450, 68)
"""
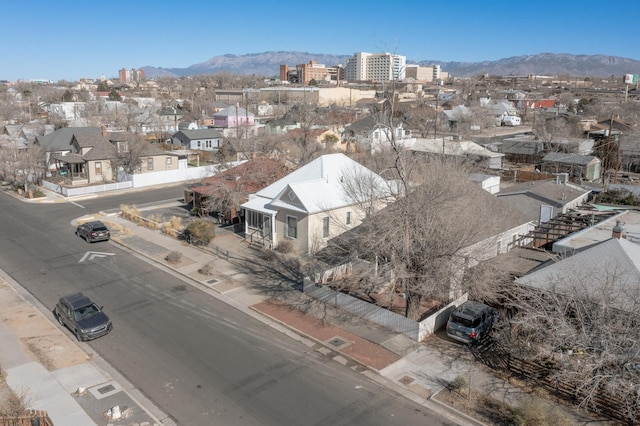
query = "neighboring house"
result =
(1, 123, 54, 150)
(158, 107, 184, 133)
(485, 100, 518, 120)
(541, 153, 601, 182)
(500, 134, 545, 163)
(51, 132, 116, 185)
(442, 105, 472, 129)
(552, 209, 640, 253)
(172, 129, 224, 152)
(343, 114, 411, 152)
(34, 127, 102, 170)
(47, 128, 179, 186)
(515, 235, 640, 313)
(213, 105, 255, 128)
(496, 178, 591, 225)
(264, 117, 301, 135)
(186, 157, 288, 224)
(111, 132, 181, 174)
(499, 134, 595, 164)
(404, 138, 505, 170)
(241, 153, 393, 254)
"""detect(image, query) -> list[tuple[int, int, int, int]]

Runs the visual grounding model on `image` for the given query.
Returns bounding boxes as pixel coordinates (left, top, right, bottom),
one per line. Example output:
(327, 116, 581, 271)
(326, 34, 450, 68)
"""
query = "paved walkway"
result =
(0, 187, 611, 425)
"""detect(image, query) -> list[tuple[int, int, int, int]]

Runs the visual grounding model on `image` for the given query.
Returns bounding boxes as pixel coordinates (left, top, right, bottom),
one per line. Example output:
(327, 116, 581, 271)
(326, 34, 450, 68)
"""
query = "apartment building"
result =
(344, 52, 406, 82)
(119, 68, 145, 84)
(280, 61, 338, 85)
(405, 64, 444, 82)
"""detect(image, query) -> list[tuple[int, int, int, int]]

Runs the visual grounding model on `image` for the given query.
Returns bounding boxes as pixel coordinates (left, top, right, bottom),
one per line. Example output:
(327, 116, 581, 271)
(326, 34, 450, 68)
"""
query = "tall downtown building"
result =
(344, 52, 406, 82)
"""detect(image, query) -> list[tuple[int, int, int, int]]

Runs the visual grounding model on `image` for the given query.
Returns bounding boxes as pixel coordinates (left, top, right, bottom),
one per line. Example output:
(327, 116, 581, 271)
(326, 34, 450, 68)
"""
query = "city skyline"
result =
(3, 0, 640, 82)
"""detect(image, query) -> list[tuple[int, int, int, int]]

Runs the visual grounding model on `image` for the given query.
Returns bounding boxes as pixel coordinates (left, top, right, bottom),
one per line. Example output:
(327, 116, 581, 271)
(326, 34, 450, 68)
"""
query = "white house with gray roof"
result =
(172, 129, 224, 151)
(241, 153, 393, 254)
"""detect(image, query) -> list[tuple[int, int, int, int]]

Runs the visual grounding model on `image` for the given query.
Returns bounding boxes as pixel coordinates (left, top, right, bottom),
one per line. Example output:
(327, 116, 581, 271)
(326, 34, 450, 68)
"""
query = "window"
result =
(95, 161, 102, 175)
(115, 141, 128, 153)
(322, 217, 330, 238)
(147, 158, 154, 171)
(166, 157, 172, 165)
(346, 211, 352, 225)
(286, 216, 298, 239)
(247, 210, 264, 230)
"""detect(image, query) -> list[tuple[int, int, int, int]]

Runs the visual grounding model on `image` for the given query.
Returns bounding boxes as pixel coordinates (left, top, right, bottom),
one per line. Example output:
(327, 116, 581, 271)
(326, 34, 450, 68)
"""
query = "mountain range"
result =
(142, 51, 640, 79)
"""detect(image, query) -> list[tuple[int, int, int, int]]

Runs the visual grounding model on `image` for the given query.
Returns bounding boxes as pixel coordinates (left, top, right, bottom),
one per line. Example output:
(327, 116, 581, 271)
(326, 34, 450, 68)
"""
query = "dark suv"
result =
(446, 301, 498, 344)
(76, 220, 110, 243)
(53, 293, 112, 341)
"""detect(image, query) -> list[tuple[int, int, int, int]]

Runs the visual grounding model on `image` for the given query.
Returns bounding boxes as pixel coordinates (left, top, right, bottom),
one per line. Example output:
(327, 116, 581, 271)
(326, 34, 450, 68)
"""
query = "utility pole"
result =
(433, 89, 439, 140)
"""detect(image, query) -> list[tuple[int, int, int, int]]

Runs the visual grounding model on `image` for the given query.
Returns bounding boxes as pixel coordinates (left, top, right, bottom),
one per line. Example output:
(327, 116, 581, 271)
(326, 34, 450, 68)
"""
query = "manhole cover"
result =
(97, 384, 116, 394)
(399, 375, 415, 385)
(328, 337, 347, 347)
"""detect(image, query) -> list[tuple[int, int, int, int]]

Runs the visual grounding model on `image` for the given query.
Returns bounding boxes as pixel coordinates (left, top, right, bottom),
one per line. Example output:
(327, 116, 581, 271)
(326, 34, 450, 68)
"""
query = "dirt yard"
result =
(0, 279, 91, 405)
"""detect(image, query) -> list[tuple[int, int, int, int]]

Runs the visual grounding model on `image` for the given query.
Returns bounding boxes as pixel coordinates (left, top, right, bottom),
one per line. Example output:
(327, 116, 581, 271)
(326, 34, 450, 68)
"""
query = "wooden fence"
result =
(471, 338, 639, 424)
(0, 409, 53, 426)
(501, 169, 557, 183)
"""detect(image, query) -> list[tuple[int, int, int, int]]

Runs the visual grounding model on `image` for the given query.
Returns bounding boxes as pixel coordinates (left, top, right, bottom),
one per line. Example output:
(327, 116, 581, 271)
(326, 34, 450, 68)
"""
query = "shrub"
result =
(120, 204, 140, 220)
(183, 219, 216, 245)
(31, 188, 45, 198)
(448, 375, 467, 392)
(275, 239, 293, 254)
(198, 262, 215, 276)
(162, 216, 183, 237)
(165, 251, 183, 264)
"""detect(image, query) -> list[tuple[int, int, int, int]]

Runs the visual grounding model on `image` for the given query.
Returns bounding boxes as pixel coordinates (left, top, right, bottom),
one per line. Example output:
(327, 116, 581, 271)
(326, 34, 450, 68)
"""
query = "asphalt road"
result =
(0, 187, 456, 425)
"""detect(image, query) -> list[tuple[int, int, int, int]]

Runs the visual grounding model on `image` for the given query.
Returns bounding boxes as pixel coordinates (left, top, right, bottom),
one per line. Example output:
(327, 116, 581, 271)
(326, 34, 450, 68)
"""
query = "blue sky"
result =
(3, 0, 639, 82)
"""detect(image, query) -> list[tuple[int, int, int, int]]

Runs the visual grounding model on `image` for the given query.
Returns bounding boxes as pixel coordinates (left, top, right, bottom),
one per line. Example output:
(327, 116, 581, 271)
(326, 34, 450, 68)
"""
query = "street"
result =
(0, 187, 457, 426)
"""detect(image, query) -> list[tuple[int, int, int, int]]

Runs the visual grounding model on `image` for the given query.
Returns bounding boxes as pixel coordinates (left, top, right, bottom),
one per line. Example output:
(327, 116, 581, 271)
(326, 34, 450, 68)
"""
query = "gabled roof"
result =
(34, 127, 101, 152)
(497, 179, 589, 204)
(542, 153, 599, 165)
(405, 138, 504, 158)
(496, 179, 590, 223)
(73, 133, 115, 160)
(213, 105, 253, 118)
(175, 129, 223, 140)
(192, 157, 287, 196)
(245, 153, 391, 215)
(515, 238, 640, 312)
(345, 114, 403, 133)
(443, 105, 471, 121)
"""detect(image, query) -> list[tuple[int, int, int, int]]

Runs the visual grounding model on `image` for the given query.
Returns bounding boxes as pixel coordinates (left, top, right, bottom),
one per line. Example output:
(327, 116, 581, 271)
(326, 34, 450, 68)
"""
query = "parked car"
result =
(53, 293, 112, 341)
(76, 220, 110, 243)
(446, 301, 498, 344)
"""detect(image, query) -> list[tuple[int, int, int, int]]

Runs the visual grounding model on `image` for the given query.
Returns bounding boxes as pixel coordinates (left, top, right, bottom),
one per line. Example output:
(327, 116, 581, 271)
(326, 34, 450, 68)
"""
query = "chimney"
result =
(612, 220, 625, 239)
(101, 125, 108, 137)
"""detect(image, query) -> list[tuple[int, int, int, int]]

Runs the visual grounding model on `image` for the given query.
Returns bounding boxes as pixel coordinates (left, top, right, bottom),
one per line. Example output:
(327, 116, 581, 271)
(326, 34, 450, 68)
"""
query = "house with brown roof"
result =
(186, 157, 288, 224)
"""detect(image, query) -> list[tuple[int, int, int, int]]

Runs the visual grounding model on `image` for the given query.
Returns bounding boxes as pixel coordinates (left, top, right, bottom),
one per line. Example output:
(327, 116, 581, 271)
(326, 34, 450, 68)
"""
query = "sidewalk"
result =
(1, 188, 607, 425)
(98, 209, 604, 425)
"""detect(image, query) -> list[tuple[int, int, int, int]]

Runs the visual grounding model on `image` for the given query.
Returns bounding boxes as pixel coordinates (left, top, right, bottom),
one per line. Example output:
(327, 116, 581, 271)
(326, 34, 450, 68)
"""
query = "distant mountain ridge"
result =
(142, 51, 640, 79)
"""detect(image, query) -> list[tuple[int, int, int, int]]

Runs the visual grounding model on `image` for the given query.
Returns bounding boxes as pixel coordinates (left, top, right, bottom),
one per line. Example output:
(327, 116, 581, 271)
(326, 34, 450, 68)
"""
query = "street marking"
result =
(71, 201, 85, 208)
(79, 251, 115, 263)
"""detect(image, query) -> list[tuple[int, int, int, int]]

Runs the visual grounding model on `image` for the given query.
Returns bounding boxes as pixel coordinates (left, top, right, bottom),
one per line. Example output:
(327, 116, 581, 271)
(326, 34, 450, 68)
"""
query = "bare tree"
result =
(110, 134, 148, 175)
(491, 258, 640, 417)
